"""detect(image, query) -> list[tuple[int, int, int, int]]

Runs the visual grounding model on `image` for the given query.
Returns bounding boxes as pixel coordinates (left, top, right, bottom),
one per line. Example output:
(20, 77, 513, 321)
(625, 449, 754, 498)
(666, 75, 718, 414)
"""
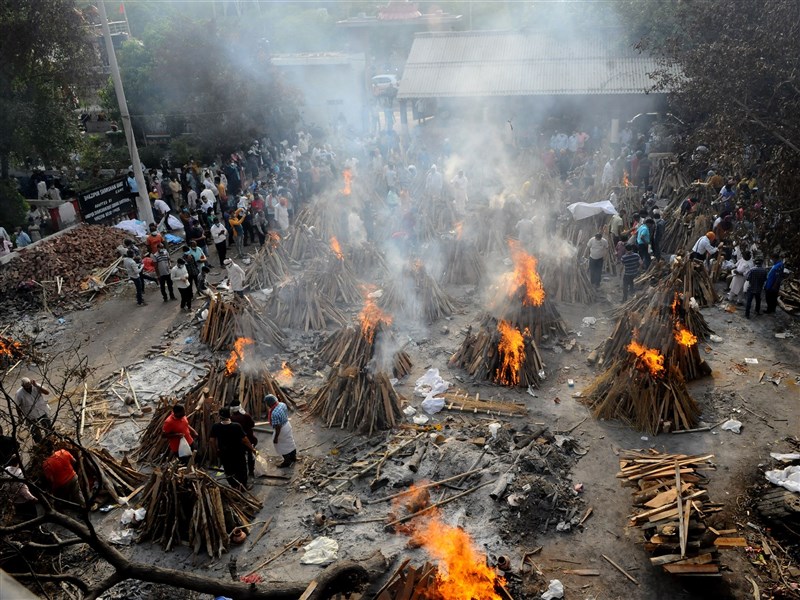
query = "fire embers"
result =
(450, 315, 545, 388)
(505, 240, 546, 307)
(387, 484, 507, 600)
(626, 340, 666, 378)
(341, 168, 352, 196)
(225, 337, 254, 375)
(0, 336, 27, 364)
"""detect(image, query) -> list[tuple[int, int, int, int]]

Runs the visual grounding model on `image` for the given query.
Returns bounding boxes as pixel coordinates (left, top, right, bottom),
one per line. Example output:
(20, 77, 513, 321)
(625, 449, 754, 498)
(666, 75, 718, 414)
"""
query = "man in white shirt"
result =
(210, 217, 228, 264)
(602, 159, 614, 187)
(123, 249, 146, 306)
(690, 231, 720, 266)
(451, 170, 468, 215)
(200, 188, 216, 215)
(224, 258, 246, 297)
(153, 197, 172, 228)
(584, 232, 609, 288)
(15, 377, 51, 442)
(187, 188, 198, 211)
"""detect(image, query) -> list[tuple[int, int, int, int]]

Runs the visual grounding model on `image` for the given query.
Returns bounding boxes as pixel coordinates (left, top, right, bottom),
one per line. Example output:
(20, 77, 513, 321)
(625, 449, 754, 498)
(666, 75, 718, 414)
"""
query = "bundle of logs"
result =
(0, 224, 129, 300)
(676, 256, 719, 307)
(313, 251, 363, 305)
(658, 184, 716, 256)
(348, 241, 387, 276)
(81, 447, 146, 507)
(473, 207, 507, 255)
(284, 223, 330, 262)
(138, 463, 262, 558)
(619, 450, 741, 577)
(651, 156, 692, 199)
(779, 278, 800, 314)
(450, 314, 546, 388)
(380, 261, 455, 323)
(271, 277, 348, 331)
(490, 291, 568, 343)
(318, 321, 412, 379)
(373, 560, 514, 600)
(200, 295, 285, 351)
(440, 234, 485, 285)
(243, 236, 290, 290)
(309, 365, 404, 435)
(539, 256, 596, 304)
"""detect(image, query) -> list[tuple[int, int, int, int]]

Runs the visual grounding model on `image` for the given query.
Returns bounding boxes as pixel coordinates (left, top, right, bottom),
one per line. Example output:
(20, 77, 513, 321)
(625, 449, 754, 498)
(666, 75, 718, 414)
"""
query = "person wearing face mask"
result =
(229, 399, 257, 478)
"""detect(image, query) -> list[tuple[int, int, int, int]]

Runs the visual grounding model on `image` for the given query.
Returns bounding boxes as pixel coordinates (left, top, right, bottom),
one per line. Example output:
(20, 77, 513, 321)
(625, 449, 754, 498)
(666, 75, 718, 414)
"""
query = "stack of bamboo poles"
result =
(294, 201, 351, 243)
(318, 322, 412, 379)
(309, 365, 404, 435)
(284, 224, 330, 262)
(82, 448, 146, 507)
(618, 450, 741, 577)
(348, 241, 387, 276)
(490, 292, 568, 343)
(677, 256, 719, 307)
(651, 157, 691, 199)
(271, 277, 348, 331)
(138, 464, 262, 558)
(440, 389, 528, 417)
(243, 238, 290, 290)
(473, 207, 507, 255)
(440, 235, 485, 285)
(449, 314, 546, 389)
(200, 295, 285, 351)
(539, 256, 597, 304)
(200, 360, 294, 415)
(659, 184, 716, 255)
(380, 261, 456, 323)
(313, 255, 363, 305)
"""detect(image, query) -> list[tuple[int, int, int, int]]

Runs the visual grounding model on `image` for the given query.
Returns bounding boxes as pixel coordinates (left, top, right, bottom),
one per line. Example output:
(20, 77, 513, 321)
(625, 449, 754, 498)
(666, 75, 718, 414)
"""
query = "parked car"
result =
(371, 74, 399, 96)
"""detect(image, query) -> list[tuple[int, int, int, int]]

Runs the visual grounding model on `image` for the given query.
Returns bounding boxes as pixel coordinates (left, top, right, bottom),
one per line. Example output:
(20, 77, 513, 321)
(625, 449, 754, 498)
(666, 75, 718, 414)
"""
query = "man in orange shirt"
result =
(43, 448, 80, 504)
(145, 224, 164, 255)
(162, 404, 197, 464)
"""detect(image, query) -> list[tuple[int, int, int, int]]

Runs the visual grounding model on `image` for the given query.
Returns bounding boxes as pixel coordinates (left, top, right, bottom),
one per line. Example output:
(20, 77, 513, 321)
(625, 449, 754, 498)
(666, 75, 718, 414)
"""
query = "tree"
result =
(0, 0, 93, 178)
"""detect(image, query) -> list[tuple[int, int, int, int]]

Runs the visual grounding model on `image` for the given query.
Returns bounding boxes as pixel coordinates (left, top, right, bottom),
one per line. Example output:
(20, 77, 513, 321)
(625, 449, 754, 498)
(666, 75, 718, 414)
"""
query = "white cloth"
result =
(4, 466, 36, 503)
(586, 237, 609, 260)
(15, 386, 49, 421)
(226, 262, 246, 291)
(692, 235, 718, 256)
(210, 223, 228, 245)
(729, 258, 753, 298)
(567, 201, 618, 220)
(273, 419, 296, 456)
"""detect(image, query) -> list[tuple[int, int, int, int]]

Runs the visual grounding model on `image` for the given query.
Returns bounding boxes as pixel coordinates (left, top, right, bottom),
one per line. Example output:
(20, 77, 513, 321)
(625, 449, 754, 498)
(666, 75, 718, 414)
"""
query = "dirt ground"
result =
(5, 255, 800, 600)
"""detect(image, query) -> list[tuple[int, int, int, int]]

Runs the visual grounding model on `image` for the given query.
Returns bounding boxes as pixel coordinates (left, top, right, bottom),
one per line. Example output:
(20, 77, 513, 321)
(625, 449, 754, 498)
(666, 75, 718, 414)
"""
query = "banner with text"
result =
(78, 177, 134, 224)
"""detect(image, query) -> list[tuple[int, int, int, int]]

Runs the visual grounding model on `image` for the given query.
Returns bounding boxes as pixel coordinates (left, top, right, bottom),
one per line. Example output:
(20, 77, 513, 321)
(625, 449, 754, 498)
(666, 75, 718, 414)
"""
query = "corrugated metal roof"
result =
(398, 31, 664, 99)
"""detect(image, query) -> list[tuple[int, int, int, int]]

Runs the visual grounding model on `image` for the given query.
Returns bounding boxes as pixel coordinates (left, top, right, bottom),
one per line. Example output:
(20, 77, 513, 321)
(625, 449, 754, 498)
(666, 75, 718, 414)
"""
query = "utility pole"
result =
(97, 0, 153, 224)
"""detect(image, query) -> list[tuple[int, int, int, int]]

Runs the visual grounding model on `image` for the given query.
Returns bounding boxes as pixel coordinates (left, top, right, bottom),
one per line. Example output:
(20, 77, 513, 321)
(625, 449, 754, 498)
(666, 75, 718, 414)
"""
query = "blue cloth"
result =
(270, 402, 289, 427)
(127, 176, 138, 193)
(636, 224, 650, 245)
(766, 260, 784, 291)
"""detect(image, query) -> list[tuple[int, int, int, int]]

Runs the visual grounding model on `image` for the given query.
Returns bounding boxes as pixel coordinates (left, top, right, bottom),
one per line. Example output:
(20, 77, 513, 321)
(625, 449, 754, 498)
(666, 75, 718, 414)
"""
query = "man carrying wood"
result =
(210, 406, 257, 490)
(265, 395, 296, 468)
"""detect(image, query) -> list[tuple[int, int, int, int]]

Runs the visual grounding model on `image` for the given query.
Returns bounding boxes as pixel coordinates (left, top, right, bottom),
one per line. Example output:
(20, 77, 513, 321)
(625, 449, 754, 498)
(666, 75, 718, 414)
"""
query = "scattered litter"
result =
(329, 494, 362, 516)
(567, 379, 574, 388)
(573, 483, 584, 494)
(300, 536, 338, 565)
(775, 332, 794, 339)
(709, 334, 723, 343)
(412, 414, 429, 425)
(689, 297, 699, 310)
(765, 466, 800, 493)
(488, 422, 502, 439)
(107, 529, 135, 546)
(120, 507, 146, 525)
(507, 493, 525, 507)
(744, 358, 759, 365)
(403, 406, 417, 416)
(770, 453, 800, 462)
(367, 288, 383, 299)
(555, 521, 571, 532)
(527, 386, 538, 398)
(720, 419, 743, 434)
(421, 396, 445, 415)
(414, 369, 450, 413)
(640, 436, 649, 441)
(541, 579, 564, 600)
(184, 336, 195, 344)
(581, 317, 597, 327)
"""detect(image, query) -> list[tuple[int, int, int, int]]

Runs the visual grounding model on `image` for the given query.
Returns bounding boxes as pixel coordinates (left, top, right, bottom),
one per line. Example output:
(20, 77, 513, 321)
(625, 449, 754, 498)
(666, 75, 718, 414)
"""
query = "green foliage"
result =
(0, 181, 29, 231)
(0, 0, 92, 177)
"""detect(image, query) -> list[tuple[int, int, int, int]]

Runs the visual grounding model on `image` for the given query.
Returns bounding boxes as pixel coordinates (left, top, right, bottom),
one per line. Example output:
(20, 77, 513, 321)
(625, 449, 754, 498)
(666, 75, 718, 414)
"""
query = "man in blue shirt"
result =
(764, 253, 785, 314)
(636, 218, 653, 270)
(126, 171, 138, 201)
(14, 227, 32, 248)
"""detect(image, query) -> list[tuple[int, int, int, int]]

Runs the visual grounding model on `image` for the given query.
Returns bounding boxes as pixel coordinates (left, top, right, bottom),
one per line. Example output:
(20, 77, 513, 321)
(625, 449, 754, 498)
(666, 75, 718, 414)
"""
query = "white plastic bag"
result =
(541, 579, 564, 600)
(300, 536, 339, 565)
(253, 453, 270, 477)
(421, 396, 445, 415)
(765, 466, 800, 493)
(414, 368, 450, 398)
(720, 419, 742, 434)
(177, 437, 192, 458)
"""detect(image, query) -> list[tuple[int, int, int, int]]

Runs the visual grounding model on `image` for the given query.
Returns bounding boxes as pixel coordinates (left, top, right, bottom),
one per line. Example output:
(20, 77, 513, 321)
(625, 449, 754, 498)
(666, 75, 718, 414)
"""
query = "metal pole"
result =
(97, 0, 153, 224)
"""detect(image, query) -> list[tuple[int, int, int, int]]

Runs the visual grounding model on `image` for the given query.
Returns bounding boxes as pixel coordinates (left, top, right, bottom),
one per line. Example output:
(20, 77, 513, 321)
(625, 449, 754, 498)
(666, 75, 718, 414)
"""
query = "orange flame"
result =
(0, 336, 24, 357)
(495, 320, 526, 386)
(674, 325, 697, 347)
(341, 168, 352, 196)
(225, 337, 254, 375)
(454, 222, 464, 240)
(506, 240, 545, 306)
(359, 296, 392, 343)
(627, 340, 665, 377)
(268, 231, 281, 248)
(275, 361, 294, 386)
(330, 236, 344, 260)
(411, 512, 505, 600)
(623, 172, 632, 187)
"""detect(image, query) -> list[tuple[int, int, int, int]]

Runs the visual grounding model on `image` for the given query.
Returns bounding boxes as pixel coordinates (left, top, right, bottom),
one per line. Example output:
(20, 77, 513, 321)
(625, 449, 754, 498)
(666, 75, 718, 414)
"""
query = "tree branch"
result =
(84, 571, 126, 600)
(733, 99, 800, 154)
(7, 572, 89, 593)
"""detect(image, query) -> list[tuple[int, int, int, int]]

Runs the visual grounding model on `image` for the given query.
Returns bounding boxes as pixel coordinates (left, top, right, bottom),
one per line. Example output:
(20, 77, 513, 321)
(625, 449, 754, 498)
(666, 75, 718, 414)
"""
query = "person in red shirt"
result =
(43, 448, 80, 504)
(146, 224, 164, 255)
(162, 404, 197, 464)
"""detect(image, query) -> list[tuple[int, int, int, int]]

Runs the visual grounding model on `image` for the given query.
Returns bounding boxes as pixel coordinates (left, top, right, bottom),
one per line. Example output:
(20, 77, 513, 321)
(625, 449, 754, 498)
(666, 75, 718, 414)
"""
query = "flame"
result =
(671, 293, 680, 315)
(330, 236, 344, 260)
(495, 320, 525, 386)
(674, 325, 697, 347)
(225, 337, 254, 375)
(275, 361, 294, 386)
(359, 296, 392, 343)
(0, 336, 24, 357)
(623, 172, 632, 187)
(454, 221, 463, 240)
(341, 168, 352, 196)
(268, 231, 281, 248)
(627, 340, 665, 377)
(506, 240, 545, 306)
(411, 513, 505, 600)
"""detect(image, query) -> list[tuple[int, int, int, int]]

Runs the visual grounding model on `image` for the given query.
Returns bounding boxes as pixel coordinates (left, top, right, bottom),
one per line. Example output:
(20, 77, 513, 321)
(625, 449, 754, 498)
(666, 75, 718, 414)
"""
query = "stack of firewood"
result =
(490, 291, 568, 343)
(380, 261, 456, 323)
(539, 256, 596, 304)
(138, 463, 262, 558)
(271, 277, 348, 331)
(0, 224, 130, 299)
(348, 241, 387, 275)
(82, 448, 146, 506)
(373, 560, 514, 600)
(309, 365, 404, 435)
(440, 235, 485, 285)
(312, 254, 363, 305)
(779, 277, 800, 314)
(244, 236, 290, 290)
(619, 450, 742, 577)
(675, 256, 719, 307)
(200, 295, 285, 351)
(319, 321, 412, 379)
(284, 223, 329, 262)
(450, 314, 546, 388)
(473, 207, 507, 255)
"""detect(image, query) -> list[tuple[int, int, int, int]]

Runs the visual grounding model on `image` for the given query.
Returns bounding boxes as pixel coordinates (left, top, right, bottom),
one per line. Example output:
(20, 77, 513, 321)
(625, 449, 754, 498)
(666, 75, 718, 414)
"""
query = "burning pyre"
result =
(310, 296, 406, 434)
(440, 224, 485, 286)
(200, 294, 285, 352)
(450, 314, 546, 388)
(270, 276, 348, 331)
(380, 260, 456, 323)
(490, 241, 567, 341)
(312, 237, 362, 305)
(0, 335, 28, 365)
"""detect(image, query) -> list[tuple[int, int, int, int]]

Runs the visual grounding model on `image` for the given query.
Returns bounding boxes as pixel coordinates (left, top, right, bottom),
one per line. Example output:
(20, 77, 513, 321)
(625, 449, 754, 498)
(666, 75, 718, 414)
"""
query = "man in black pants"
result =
(210, 407, 257, 490)
(229, 399, 257, 478)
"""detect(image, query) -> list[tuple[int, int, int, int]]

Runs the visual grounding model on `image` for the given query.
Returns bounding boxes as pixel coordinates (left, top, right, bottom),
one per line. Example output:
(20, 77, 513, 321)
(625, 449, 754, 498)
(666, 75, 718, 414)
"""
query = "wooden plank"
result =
(663, 564, 720, 574)
(563, 569, 600, 576)
(676, 461, 686, 558)
(714, 537, 748, 548)
(601, 554, 639, 585)
(396, 566, 416, 600)
(673, 553, 714, 565)
(681, 501, 691, 558)
(644, 484, 690, 508)
(298, 581, 318, 600)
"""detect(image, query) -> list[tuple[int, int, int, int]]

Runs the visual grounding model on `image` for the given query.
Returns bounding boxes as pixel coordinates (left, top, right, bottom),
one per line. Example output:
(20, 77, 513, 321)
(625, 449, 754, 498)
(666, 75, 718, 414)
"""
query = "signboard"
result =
(78, 177, 135, 224)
